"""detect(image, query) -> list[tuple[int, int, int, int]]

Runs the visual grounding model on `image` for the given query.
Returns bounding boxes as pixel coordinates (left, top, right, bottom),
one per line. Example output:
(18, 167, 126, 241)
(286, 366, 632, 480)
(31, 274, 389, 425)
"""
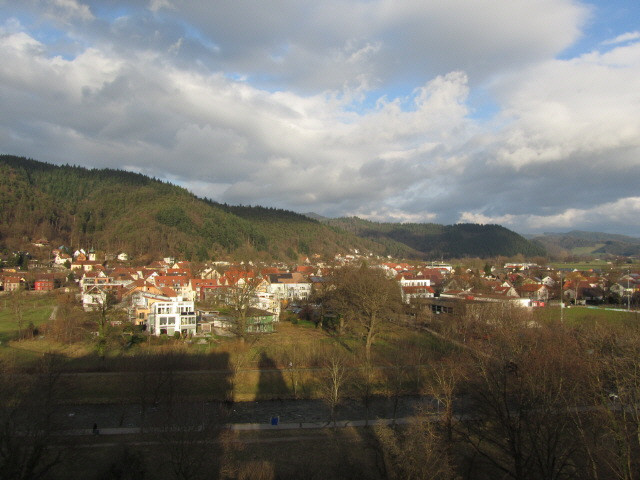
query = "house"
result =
(82, 285, 109, 311)
(153, 275, 191, 298)
(54, 252, 72, 266)
(71, 259, 103, 272)
(517, 284, 549, 302)
(34, 278, 55, 291)
(400, 285, 435, 304)
(80, 271, 119, 311)
(253, 291, 281, 317)
(32, 238, 50, 248)
(124, 281, 170, 325)
(80, 271, 112, 289)
(493, 286, 519, 297)
(397, 273, 432, 288)
(198, 308, 276, 334)
(189, 278, 223, 301)
(267, 273, 312, 303)
(199, 267, 221, 280)
(3, 277, 22, 292)
(146, 296, 197, 336)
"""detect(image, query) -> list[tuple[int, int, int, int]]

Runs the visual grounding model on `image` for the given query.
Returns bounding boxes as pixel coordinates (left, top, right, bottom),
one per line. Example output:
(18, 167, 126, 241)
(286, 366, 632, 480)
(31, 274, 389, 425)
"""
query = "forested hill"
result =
(323, 216, 546, 258)
(0, 155, 545, 261)
(531, 231, 640, 257)
(0, 155, 388, 261)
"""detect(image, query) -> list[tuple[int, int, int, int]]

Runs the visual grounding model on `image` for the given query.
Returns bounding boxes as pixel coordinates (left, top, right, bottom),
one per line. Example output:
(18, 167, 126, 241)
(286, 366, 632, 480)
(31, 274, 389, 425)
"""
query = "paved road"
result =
(52, 395, 441, 436)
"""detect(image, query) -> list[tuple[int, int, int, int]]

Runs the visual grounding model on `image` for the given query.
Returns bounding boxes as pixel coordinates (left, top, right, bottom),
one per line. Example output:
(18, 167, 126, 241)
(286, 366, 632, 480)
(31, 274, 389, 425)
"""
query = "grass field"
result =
(570, 244, 605, 255)
(0, 295, 452, 403)
(535, 304, 639, 326)
(0, 291, 56, 343)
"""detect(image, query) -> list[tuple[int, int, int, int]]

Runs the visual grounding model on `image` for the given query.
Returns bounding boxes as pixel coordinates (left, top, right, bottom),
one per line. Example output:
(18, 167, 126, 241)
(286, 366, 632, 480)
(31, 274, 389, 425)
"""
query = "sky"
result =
(1, 0, 640, 236)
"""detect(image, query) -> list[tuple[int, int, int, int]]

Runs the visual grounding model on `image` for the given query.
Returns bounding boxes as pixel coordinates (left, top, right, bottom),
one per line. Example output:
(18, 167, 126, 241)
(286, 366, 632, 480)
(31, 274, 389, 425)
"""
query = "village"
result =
(1, 243, 639, 339)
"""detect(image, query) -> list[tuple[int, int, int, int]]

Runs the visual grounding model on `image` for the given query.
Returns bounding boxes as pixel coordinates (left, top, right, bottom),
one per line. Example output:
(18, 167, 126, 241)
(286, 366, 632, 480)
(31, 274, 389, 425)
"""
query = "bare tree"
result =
(584, 325, 640, 480)
(213, 269, 266, 340)
(93, 289, 120, 358)
(375, 412, 456, 480)
(318, 347, 350, 426)
(328, 264, 402, 362)
(283, 343, 303, 399)
(458, 319, 587, 480)
(353, 357, 376, 426)
(426, 353, 467, 444)
(227, 340, 258, 403)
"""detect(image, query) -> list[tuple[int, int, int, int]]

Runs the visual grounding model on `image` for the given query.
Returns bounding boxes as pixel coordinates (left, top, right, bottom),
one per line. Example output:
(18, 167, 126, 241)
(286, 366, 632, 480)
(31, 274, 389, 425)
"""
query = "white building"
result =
(267, 273, 312, 303)
(253, 291, 281, 317)
(147, 297, 197, 336)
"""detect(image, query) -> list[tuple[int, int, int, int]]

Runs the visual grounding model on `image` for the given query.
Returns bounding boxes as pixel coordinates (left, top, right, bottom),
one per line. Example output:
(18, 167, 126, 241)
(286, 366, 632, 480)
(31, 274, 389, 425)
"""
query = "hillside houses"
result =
(4, 241, 640, 337)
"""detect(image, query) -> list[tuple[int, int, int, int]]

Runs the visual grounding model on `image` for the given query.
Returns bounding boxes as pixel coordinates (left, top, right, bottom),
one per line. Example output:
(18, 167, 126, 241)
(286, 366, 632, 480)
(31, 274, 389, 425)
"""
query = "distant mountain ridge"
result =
(321, 216, 546, 258)
(532, 231, 640, 257)
(0, 155, 545, 260)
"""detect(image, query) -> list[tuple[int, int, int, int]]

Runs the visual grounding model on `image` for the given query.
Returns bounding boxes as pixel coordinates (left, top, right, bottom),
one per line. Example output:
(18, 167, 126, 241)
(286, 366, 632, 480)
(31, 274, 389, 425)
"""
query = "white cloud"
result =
(2, 1, 640, 236)
(459, 197, 640, 235)
(458, 212, 516, 226)
(602, 31, 640, 45)
(490, 40, 640, 170)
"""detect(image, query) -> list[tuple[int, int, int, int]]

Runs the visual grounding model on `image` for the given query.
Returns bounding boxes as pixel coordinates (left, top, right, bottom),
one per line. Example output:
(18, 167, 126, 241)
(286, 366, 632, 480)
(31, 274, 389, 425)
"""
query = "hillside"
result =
(532, 231, 640, 257)
(323, 217, 546, 258)
(0, 155, 546, 261)
(0, 155, 383, 261)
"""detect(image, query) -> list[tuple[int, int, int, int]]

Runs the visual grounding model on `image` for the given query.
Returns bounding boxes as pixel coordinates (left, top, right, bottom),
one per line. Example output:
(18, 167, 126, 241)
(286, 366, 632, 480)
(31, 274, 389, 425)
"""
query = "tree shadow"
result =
(256, 351, 290, 401)
(13, 350, 235, 479)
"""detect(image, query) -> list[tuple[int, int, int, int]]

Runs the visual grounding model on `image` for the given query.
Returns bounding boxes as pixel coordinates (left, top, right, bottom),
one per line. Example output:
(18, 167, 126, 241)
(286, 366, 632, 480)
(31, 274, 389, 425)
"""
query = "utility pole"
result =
(560, 270, 564, 323)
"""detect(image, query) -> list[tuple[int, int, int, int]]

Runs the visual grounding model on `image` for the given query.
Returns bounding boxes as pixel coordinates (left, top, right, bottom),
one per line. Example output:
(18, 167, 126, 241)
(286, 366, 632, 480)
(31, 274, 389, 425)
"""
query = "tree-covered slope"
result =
(532, 231, 640, 257)
(0, 155, 377, 261)
(325, 217, 546, 258)
(0, 155, 546, 261)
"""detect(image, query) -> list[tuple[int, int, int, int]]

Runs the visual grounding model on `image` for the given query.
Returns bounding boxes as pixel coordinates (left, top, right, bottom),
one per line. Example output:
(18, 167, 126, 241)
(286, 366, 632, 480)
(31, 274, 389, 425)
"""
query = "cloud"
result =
(0, 27, 472, 217)
(602, 31, 640, 45)
(491, 40, 640, 168)
(148, 0, 173, 12)
(45, 0, 94, 22)
(1, 1, 640, 236)
(458, 197, 640, 236)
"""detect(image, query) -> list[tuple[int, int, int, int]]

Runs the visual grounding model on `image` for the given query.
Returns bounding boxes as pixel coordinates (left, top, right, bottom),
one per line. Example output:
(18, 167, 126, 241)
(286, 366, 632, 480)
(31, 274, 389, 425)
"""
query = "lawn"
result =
(0, 292, 56, 343)
(0, 294, 454, 404)
(535, 304, 639, 326)
(570, 244, 605, 255)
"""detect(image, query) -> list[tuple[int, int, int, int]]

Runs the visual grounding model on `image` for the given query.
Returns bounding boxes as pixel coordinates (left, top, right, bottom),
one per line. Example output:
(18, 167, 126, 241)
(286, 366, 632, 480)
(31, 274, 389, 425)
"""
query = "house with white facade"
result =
(397, 273, 435, 304)
(267, 273, 312, 303)
(146, 295, 197, 336)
